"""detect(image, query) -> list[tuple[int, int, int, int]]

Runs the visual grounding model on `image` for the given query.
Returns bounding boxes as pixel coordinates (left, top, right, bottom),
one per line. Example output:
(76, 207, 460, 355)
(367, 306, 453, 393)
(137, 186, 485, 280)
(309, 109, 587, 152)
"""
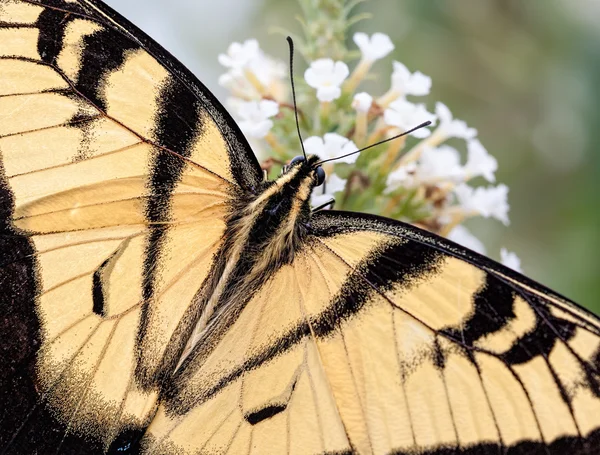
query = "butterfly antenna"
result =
(286, 36, 307, 160)
(315, 121, 432, 166)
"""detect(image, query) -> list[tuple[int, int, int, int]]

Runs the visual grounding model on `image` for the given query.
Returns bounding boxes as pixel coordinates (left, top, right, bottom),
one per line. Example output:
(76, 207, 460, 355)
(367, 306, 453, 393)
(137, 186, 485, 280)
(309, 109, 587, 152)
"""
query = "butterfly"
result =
(1, 0, 599, 454)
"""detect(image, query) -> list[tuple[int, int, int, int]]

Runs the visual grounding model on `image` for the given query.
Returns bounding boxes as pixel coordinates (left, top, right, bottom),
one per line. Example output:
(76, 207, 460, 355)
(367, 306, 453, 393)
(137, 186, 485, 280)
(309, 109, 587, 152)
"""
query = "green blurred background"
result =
(105, 0, 599, 312)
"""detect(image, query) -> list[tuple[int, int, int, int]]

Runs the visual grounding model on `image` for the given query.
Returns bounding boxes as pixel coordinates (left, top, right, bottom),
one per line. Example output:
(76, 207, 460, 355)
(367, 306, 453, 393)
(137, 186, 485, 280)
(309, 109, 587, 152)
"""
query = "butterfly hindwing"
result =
(311, 211, 600, 453)
(135, 211, 600, 454)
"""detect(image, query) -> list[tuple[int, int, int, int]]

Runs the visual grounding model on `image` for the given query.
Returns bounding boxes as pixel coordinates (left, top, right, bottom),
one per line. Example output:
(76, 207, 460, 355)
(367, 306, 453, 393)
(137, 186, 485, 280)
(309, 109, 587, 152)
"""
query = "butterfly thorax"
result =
(179, 156, 321, 364)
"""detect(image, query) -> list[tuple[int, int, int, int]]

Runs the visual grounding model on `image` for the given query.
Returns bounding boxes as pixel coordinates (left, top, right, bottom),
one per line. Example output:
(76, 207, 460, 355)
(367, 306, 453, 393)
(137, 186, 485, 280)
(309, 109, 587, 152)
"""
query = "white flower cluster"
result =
(218, 39, 286, 139)
(217, 33, 522, 271)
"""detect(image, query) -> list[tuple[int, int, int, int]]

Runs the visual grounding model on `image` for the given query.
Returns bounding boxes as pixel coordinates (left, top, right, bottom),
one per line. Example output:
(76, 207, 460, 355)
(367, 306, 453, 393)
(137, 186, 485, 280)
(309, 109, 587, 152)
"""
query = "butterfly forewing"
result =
(0, 0, 259, 451)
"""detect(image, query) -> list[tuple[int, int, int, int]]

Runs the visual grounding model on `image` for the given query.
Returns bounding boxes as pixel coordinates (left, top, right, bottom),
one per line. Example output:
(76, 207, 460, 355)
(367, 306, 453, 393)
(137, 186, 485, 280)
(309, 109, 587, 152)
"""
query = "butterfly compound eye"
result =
(315, 166, 326, 186)
(290, 155, 306, 166)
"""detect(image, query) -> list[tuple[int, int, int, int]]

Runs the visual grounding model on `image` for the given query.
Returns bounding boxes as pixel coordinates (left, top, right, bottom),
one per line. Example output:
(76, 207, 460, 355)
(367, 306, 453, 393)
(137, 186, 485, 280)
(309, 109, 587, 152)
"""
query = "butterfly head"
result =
(287, 154, 326, 187)
(252, 153, 325, 230)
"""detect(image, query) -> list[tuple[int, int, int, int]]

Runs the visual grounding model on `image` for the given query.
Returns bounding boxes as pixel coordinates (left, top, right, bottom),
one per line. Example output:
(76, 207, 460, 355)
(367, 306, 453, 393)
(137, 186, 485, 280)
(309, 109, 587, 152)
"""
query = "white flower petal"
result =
(236, 100, 279, 139)
(218, 40, 286, 100)
(322, 133, 348, 157)
(239, 119, 273, 138)
(447, 225, 487, 255)
(259, 99, 280, 118)
(218, 69, 253, 94)
(435, 101, 452, 124)
(391, 61, 431, 96)
(391, 61, 411, 86)
(352, 92, 373, 113)
(435, 102, 478, 140)
(218, 72, 235, 89)
(406, 71, 432, 96)
(383, 109, 404, 128)
(353, 32, 370, 52)
(419, 145, 464, 182)
(455, 183, 510, 225)
(353, 32, 394, 62)
(411, 126, 432, 139)
(304, 59, 348, 102)
(385, 163, 416, 192)
(304, 59, 333, 86)
(304, 134, 357, 163)
(384, 99, 436, 136)
(370, 33, 395, 58)
(324, 173, 347, 194)
(248, 54, 286, 86)
(238, 100, 279, 121)
(500, 248, 522, 272)
(316, 86, 341, 102)
(218, 39, 260, 70)
(323, 133, 358, 163)
(332, 61, 350, 83)
(303, 136, 325, 156)
(464, 139, 497, 182)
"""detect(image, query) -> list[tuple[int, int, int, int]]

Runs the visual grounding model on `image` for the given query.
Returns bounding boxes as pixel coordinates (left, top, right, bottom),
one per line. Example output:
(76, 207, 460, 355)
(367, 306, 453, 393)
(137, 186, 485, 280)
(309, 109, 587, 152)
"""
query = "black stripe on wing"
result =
(311, 239, 443, 337)
(74, 29, 139, 111)
(36, 5, 76, 65)
(442, 274, 516, 347)
(137, 76, 206, 388)
(50, 0, 263, 191)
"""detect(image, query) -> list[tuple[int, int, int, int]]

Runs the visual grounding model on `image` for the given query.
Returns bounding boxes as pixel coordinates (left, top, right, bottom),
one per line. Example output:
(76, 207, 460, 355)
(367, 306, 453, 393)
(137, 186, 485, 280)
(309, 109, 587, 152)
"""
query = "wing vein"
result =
(54, 318, 122, 455)
(292, 252, 353, 451)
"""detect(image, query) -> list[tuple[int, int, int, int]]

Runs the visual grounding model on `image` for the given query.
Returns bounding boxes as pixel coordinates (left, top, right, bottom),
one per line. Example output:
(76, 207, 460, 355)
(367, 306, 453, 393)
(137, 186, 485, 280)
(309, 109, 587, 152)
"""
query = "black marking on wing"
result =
(433, 337, 446, 370)
(312, 239, 443, 337)
(441, 274, 516, 347)
(136, 76, 204, 388)
(0, 163, 39, 450)
(593, 347, 600, 370)
(75, 28, 139, 111)
(0, 141, 106, 454)
(501, 301, 577, 365)
(92, 258, 109, 317)
(583, 347, 600, 399)
(245, 405, 287, 426)
(35, 3, 75, 65)
(82, 0, 264, 191)
(146, 76, 204, 224)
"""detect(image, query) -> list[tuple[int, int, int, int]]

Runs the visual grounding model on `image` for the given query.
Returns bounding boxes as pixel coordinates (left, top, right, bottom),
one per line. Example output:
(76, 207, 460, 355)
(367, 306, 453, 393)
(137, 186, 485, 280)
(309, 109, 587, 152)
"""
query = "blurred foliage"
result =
(254, 0, 599, 311)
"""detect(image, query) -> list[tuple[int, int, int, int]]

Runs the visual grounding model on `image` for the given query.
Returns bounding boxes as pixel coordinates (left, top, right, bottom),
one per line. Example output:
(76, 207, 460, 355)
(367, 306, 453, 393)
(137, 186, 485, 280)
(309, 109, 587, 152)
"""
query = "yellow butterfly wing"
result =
(0, 0, 262, 451)
(2, 1, 600, 455)
(139, 211, 600, 454)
